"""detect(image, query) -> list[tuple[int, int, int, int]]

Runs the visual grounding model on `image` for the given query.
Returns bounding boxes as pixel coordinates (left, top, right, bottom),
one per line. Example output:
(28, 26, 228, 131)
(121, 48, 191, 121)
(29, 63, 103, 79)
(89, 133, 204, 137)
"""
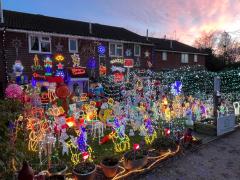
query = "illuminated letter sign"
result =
(110, 58, 124, 64)
(71, 68, 86, 75)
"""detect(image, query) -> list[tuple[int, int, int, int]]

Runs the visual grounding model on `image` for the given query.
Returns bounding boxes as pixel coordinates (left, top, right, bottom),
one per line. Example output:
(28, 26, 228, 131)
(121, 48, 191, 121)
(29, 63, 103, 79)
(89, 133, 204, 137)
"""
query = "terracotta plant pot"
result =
(100, 158, 119, 178)
(73, 163, 96, 180)
(123, 151, 148, 170)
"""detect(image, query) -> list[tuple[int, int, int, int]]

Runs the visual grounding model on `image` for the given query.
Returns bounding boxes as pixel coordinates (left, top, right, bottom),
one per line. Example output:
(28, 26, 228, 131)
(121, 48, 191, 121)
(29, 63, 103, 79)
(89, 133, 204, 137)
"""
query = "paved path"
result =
(139, 130, 240, 180)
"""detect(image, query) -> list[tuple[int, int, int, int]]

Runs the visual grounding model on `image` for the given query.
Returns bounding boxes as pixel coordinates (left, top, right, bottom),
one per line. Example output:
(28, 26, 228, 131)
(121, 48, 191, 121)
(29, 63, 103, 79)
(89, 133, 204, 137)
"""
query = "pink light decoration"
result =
(5, 84, 23, 100)
(133, 143, 140, 151)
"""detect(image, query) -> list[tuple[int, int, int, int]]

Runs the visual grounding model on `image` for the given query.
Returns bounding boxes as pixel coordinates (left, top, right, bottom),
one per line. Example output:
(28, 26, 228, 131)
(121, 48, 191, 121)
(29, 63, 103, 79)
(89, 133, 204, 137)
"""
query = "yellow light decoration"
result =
(112, 145, 180, 180)
(80, 93, 88, 102)
(110, 132, 130, 153)
(55, 54, 65, 62)
(66, 139, 81, 165)
(27, 118, 48, 152)
(145, 130, 157, 145)
(165, 107, 171, 122)
(66, 139, 93, 165)
(98, 109, 113, 123)
(108, 98, 114, 106)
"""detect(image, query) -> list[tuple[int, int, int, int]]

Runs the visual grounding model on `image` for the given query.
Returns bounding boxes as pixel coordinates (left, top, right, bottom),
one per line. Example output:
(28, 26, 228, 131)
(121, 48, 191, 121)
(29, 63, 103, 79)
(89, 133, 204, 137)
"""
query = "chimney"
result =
(146, 29, 149, 40)
(89, 22, 92, 34)
(164, 35, 166, 39)
(170, 40, 173, 49)
(0, 0, 3, 24)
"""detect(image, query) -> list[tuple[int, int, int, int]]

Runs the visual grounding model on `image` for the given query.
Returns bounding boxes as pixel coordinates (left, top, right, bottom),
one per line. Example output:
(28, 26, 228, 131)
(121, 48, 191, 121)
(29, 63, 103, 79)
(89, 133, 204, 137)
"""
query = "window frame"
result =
(194, 54, 198, 62)
(162, 51, 167, 61)
(134, 44, 141, 57)
(68, 38, 79, 53)
(28, 35, 52, 54)
(109, 43, 123, 57)
(181, 53, 189, 63)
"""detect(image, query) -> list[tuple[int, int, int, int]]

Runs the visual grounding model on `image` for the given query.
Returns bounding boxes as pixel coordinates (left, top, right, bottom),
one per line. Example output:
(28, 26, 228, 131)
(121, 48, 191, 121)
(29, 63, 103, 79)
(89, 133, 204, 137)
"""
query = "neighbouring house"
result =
(0, 10, 207, 96)
(148, 37, 207, 71)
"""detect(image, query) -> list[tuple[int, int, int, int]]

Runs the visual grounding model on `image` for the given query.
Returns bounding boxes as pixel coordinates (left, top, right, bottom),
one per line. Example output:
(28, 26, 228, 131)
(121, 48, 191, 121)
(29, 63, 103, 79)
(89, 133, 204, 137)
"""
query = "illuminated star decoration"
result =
(144, 51, 150, 58)
(125, 49, 132, 57)
(57, 63, 64, 69)
(98, 45, 106, 55)
(171, 81, 182, 96)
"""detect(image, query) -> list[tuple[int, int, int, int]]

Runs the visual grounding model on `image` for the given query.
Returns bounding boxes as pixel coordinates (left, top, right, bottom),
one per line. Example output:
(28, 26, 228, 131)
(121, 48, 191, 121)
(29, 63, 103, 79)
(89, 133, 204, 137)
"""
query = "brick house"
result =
(0, 10, 207, 96)
(149, 37, 207, 71)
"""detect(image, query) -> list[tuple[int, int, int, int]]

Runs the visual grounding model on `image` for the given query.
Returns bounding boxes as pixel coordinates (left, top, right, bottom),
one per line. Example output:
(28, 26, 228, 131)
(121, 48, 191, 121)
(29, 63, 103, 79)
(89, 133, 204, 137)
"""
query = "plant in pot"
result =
(73, 152, 96, 180)
(48, 163, 68, 180)
(123, 144, 148, 170)
(100, 156, 119, 178)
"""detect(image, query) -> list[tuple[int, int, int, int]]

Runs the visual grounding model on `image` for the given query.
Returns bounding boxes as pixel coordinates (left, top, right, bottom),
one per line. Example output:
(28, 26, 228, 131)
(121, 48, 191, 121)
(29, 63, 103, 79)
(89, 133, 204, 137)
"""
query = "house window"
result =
(29, 35, 51, 53)
(69, 39, 78, 53)
(109, 43, 123, 57)
(194, 54, 198, 62)
(134, 44, 141, 56)
(181, 53, 189, 63)
(162, 52, 167, 61)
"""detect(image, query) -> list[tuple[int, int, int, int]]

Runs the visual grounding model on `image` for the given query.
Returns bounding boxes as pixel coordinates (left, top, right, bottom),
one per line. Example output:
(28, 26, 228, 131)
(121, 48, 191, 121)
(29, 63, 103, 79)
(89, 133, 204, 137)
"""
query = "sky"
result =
(2, 0, 240, 45)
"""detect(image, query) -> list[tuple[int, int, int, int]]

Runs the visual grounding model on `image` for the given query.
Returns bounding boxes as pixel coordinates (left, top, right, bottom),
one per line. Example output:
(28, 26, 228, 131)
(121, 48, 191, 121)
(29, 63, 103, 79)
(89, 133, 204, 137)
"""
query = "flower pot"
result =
(123, 152, 148, 170)
(48, 165, 68, 179)
(100, 161, 119, 178)
(73, 163, 96, 180)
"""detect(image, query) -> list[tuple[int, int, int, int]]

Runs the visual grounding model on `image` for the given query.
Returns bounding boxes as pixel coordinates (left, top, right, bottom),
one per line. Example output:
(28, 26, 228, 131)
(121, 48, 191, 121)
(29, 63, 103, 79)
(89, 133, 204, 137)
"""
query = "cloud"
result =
(102, 0, 240, 45)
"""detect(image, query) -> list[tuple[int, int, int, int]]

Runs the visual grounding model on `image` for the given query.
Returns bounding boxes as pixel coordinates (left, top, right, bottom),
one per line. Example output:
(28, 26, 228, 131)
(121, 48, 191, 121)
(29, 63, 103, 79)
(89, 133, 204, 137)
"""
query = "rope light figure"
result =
(111, 118, 130, 153)
(144, 118, 157, 145)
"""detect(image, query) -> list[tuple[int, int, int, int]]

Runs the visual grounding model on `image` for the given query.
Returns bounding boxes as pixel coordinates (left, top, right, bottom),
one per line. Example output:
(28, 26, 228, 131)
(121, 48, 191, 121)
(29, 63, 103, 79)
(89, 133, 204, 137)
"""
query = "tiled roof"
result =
(1, 10, 150, 44)
(148, 37, 206, 54)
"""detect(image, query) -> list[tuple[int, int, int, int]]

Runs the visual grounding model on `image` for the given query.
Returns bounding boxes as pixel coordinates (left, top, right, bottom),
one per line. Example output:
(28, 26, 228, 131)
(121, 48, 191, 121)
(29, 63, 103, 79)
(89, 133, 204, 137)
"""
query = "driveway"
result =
(139, 130, 240, 180)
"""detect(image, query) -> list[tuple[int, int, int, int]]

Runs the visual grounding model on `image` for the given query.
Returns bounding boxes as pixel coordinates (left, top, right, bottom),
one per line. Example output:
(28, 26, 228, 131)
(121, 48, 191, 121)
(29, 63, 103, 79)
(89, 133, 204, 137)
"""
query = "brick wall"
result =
(153, 51, 206, 70)
(3, 31, 153, 81)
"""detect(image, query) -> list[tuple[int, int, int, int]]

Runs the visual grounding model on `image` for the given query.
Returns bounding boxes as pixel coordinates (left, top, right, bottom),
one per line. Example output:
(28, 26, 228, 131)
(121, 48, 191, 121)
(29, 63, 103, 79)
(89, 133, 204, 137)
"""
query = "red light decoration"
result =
(71, 67, 86, 75)
(164, 128, 171, 137)
(99, 65, 107, 76)
(114, 72, 124, 82)
(82, 152, 89, 161)
(66, 117, 75, 127)
(124, 59, 134, 68)
(133, 143, 140, 151)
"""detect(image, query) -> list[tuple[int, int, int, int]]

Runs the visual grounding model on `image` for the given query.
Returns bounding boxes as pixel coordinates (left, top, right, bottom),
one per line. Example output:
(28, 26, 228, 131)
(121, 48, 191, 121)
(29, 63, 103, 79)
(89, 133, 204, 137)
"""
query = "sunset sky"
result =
(3, 0, 240, 45)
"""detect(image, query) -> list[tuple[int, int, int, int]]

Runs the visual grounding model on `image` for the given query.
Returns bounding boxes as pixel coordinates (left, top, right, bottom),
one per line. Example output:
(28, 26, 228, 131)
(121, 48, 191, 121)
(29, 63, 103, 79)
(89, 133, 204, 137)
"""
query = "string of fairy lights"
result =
(100, 65, 240, 102)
